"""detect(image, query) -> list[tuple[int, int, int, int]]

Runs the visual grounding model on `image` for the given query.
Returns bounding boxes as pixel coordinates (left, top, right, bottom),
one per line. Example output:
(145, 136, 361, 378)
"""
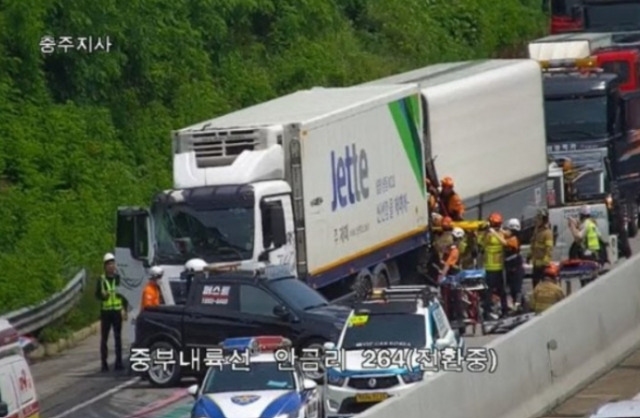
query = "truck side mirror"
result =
(0, 401, 8, 417)
(116, 207, 151, 266)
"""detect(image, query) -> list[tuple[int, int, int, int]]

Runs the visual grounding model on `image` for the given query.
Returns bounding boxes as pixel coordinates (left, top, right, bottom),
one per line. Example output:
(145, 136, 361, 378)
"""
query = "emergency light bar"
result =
(539, 57, 600, 70)
(204, 264, 293, 280)
(365, 285, 435, 306)
(221, 336, 292, 355)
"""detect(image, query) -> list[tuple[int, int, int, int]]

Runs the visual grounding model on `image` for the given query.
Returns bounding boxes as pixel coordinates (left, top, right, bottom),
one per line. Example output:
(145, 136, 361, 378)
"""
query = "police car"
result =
(188, 336, 321, 418)
(323, 286, 464, 418)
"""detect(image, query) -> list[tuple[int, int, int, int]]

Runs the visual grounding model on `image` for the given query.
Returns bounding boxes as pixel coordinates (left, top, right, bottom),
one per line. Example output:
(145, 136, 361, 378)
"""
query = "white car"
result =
(188, 336, 321, 418)
(323, 286, 464, 418)
(589, 398, 640, 417)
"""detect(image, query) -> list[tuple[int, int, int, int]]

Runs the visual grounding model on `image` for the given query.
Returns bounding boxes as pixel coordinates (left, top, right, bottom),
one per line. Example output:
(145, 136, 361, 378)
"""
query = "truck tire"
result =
(352, 270, 373, 301)
(147, 340, 182, 388)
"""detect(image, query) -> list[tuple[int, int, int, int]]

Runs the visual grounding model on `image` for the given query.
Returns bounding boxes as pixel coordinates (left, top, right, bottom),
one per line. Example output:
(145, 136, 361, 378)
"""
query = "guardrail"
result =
(1, 269, 87, 335)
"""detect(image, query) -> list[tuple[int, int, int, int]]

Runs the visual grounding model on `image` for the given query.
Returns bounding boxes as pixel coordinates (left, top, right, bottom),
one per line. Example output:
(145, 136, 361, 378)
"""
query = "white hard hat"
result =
(185, 258, 207, 273)
(103, 253, 115, 263)
(451, 227, 465, 240)
(507, 218, 521, 231)
(149, 266, 164, 278)
(580, 205, 591, 216)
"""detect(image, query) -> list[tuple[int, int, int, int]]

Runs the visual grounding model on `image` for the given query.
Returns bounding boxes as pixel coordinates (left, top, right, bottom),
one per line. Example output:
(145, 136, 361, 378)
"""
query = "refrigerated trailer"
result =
(360, 59, 549, 240)
(115, 84, 430, 330)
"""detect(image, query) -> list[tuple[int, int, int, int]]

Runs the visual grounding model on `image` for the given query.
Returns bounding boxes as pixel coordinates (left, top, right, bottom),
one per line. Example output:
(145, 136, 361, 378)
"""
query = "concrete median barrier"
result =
(359, 254, 640, 418)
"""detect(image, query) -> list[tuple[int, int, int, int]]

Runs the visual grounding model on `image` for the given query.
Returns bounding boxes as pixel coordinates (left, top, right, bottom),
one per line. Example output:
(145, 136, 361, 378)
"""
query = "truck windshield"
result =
(202, 362, 295, 393)
(341, 314, 426, 350)
(269, 278, 330, 311)
(584, 2, 640, 31)
(544, 96, 609, 141)
(152, 202, 254, 264)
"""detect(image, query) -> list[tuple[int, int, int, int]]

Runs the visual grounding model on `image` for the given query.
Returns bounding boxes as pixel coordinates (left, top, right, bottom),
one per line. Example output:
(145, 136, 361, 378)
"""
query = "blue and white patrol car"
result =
(323, 286, 464, 418)
(189, 336, 321, 418)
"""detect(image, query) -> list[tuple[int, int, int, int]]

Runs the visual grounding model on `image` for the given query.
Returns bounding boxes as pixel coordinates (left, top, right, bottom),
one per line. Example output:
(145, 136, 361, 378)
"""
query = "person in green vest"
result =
(480, 212, 509, 320)
(95, 252, 126, 372)
(568, 205, 601, 262)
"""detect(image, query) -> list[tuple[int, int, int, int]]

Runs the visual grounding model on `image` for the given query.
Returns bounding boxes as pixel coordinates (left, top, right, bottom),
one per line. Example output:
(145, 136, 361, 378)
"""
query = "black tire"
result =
(147, 340, 182, 388)
(618, 226, 632, 259)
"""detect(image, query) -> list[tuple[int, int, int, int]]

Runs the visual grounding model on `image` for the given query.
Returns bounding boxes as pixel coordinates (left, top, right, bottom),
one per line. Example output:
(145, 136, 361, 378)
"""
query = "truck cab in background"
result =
(548, 0, 583, 34)
(540, 59, 639, 256)
(595, 32, 640, 92)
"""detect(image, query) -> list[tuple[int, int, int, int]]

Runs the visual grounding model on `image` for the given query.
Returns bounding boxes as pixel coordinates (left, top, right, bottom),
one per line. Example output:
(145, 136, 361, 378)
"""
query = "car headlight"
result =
(400, 370, 424, 384)
(326, 369, 346, 387)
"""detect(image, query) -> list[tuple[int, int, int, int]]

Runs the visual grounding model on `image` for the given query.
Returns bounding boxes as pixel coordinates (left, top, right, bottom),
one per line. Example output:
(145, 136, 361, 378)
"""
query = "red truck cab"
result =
(596, 49, 640, 92)
(550, 0, 583, 34)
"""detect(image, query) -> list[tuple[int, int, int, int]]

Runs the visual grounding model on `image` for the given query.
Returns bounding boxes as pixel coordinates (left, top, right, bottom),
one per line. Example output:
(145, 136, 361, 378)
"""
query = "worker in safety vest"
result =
(439, 177, 465, 221)
(141, 266, 164, 310)
(530, 208, 554, 288)
(504, 218, 525, 311)
(438, 227, 465, 321)
(95, 253, 126, 372)
(480, 212, 508, 319)
(531, 263, 565, 314)
(568, 205, 601, 262)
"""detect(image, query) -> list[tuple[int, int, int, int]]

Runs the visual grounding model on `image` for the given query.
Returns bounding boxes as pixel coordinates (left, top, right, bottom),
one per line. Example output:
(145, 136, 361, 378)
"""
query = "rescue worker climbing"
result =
(531, 263, 565, 314)
(439, 177, 465, 221)
(141, 266, 164, 310)
(95, 253, 126, 372)
(481, 212, 508, 319)
(504, 218, 525, 311)
(425, 178, 438, 214)
(438, 227, 465, 322)
(568, 205, 601, 263)
(530, 208, 554, 288)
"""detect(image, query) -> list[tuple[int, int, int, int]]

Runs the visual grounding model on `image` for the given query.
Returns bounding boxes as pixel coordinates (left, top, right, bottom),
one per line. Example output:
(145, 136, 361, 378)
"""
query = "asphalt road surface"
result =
(33, 238, 640, 418)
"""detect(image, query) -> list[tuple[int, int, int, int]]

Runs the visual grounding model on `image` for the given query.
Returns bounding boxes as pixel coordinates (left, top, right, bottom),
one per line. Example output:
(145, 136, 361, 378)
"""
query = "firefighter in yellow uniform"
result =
(531, 264, 565, 314)
(530, 208, 554, 288)
(481, 212, 509, 319)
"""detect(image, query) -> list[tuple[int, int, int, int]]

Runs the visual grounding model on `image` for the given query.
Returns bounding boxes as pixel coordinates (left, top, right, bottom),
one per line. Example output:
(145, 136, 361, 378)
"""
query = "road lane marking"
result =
(49, 376, 140, 418)
(126, 388, 189, 418)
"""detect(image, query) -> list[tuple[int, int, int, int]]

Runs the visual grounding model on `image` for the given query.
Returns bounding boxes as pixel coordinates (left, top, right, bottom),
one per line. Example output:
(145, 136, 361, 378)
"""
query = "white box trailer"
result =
(115, 85, 430, 320)
(528, 32, 615, 60)
(360, 59, 548, 237)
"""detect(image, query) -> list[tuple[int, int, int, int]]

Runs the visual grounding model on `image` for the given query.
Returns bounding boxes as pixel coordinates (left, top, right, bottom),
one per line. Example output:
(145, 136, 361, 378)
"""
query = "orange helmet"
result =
(544, 263, 559, 278)
(441, 216, 453, 229)
(441, 177, 454, 188)
(488, 212, 503, 226)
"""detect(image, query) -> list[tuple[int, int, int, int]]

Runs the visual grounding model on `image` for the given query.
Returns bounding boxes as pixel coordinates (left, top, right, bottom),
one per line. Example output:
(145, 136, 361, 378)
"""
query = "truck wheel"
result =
(300, 339, 327, 383)
(352, 270, 373, 301)
(147, 340, 182, 388)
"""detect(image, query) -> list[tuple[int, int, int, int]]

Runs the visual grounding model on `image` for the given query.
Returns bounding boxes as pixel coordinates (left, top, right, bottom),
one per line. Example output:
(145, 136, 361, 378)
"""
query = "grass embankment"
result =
(0, 0, 546, 342)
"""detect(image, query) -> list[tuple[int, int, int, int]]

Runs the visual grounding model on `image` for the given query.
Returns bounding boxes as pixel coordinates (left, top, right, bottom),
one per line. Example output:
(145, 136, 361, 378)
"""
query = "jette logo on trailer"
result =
(330, 144, 370, 212)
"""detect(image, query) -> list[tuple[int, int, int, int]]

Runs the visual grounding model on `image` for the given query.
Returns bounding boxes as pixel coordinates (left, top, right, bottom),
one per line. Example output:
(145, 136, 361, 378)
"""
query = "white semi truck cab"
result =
(115, 124, 295, 315)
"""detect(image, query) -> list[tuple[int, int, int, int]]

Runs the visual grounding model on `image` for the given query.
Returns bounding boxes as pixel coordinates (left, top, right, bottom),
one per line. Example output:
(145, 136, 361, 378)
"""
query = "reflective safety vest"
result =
(584, 219, 600, 251)
(101, 275, 122, 311)
(484, 233, 504, 272)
